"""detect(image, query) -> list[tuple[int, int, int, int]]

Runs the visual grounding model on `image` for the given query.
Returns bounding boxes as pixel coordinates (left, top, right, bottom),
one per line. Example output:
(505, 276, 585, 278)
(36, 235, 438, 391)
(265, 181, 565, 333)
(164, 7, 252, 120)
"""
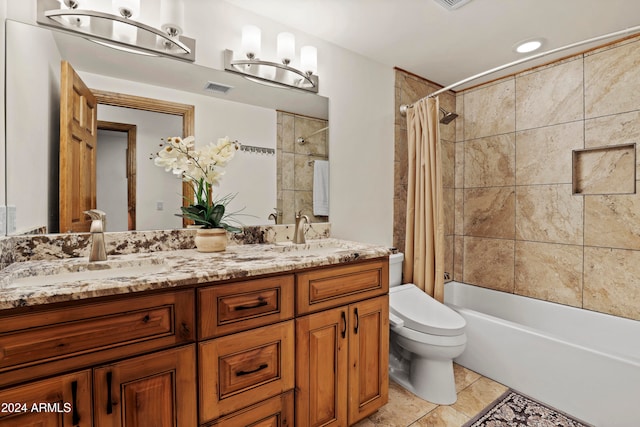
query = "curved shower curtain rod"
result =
(400, 24, 640, 115)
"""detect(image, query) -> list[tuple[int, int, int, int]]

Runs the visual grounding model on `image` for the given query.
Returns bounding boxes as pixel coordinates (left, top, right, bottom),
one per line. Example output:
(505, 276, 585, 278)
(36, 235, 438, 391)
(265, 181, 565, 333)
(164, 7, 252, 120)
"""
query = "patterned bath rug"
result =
(462, 389, 593, 427)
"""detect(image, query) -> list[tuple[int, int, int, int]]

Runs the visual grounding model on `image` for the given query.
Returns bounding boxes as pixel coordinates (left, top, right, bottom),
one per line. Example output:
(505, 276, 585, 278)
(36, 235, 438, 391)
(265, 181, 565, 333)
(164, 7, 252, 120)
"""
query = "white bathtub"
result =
(444, 281, 640, 427)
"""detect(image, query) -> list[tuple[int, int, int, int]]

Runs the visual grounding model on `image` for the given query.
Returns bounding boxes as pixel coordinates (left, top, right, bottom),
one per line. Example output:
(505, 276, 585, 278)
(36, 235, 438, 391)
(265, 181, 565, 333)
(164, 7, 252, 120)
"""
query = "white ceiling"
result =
(224, 0, 640, 91)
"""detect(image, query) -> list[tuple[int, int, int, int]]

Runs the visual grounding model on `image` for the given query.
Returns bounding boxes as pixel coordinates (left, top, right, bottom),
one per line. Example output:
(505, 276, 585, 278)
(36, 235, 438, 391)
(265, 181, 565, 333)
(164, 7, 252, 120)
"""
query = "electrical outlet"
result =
(156, 201, 164, 211)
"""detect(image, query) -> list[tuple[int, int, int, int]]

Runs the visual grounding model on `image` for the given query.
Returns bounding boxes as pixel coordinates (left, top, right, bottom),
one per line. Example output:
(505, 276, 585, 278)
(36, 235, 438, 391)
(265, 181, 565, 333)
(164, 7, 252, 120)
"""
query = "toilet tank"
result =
(389, 253, 404, 287)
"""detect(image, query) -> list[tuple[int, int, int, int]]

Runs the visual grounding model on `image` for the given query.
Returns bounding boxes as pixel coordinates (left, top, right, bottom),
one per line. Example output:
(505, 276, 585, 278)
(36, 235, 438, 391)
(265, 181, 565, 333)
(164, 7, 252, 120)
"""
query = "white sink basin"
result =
(272, 240, 350, 254)
(8, 263, 169, 287)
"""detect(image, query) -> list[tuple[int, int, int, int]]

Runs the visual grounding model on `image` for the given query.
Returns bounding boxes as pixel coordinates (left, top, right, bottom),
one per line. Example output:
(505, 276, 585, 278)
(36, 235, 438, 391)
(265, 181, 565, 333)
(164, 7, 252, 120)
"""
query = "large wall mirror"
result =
(4, 19, 329, 236)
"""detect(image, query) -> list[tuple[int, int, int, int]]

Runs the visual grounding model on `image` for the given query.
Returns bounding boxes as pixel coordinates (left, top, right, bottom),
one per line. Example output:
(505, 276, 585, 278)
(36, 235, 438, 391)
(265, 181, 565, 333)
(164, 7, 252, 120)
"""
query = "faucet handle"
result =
(84, 209, 107, 232)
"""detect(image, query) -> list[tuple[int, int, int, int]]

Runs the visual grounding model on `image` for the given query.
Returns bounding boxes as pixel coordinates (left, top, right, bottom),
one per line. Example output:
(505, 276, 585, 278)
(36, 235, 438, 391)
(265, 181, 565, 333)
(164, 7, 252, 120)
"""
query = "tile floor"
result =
(354, 364, 509, 427)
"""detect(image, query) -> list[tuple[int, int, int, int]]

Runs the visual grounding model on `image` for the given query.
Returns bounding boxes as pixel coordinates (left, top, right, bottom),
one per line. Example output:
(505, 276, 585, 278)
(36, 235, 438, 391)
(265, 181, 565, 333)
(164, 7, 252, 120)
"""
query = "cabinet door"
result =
(93, 345, 196, 427)
(295, 306, 348, 427)
(348, 295, 389, 425)
(0, 370, 91, 427)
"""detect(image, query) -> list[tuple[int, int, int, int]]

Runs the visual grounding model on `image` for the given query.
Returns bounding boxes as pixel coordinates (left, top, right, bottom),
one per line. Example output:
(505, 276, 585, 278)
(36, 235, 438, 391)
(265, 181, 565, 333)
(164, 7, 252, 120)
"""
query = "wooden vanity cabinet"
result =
(0, 255, 389, 427)
(295, 259, 389, 427)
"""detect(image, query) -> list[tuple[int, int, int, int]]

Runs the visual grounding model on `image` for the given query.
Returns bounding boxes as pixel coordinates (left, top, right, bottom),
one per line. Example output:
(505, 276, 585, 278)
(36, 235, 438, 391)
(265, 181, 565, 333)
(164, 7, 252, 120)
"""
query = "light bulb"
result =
(161, 0, 184, 37)
(241, 25, 261, 59)
(300, 45, 317, 75)
(277, 32, 295, 65)
(112, 0, 140, 19)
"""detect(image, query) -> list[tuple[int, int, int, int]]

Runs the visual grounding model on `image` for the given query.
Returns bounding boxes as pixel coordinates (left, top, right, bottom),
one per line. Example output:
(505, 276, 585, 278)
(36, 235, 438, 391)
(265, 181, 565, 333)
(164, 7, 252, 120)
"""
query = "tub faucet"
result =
(84, 209, 107, 262)
(293, 211, 310, 244)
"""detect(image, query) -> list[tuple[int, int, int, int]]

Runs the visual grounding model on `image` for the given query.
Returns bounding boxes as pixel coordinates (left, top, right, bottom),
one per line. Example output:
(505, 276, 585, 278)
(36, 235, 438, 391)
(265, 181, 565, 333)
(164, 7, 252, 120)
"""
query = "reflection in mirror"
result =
(277, 112, 329, 225)
(96, 106, 183, 232)
(4, 20, 329, 236)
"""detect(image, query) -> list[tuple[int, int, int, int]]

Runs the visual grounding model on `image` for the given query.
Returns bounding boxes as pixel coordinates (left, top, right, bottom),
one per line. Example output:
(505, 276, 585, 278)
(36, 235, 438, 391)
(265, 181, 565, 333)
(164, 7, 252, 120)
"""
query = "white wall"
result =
(5, 20, 61, 233)
(4, 0, 395, 245)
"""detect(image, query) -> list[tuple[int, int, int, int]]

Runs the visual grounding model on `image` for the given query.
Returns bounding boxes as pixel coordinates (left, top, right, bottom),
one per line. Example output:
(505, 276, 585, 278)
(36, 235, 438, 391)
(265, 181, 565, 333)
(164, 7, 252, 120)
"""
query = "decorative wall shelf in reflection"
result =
(36, 0, 196, 62)
(224, 49, 319, 93)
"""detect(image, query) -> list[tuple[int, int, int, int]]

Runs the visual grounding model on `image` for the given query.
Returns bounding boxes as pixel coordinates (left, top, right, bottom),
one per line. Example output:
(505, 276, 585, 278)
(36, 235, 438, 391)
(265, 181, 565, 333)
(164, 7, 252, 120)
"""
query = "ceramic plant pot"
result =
(194, 228, 228, 252)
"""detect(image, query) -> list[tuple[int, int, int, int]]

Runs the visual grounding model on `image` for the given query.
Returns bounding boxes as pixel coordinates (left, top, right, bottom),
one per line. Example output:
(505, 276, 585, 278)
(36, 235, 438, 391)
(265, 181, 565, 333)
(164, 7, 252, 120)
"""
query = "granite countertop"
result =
(0, 239, 390, 310)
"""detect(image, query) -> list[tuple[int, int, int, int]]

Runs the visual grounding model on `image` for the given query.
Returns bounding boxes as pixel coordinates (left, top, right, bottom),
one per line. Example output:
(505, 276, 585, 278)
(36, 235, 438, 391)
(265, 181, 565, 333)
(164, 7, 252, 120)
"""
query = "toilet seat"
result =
(390, 284, 466, 336)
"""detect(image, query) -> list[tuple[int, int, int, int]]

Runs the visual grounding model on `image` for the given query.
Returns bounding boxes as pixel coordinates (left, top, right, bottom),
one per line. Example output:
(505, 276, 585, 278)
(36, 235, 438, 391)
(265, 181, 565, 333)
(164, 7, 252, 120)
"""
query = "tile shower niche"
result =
(572, 143, 636, 195)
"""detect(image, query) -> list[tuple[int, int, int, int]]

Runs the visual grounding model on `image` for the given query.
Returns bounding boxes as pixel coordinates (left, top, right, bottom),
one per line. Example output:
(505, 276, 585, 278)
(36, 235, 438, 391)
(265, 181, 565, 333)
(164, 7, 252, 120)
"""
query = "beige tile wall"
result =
(395, 36, 640, 320)
(454, 35, 640, 321)
(277, 112, 329, 224)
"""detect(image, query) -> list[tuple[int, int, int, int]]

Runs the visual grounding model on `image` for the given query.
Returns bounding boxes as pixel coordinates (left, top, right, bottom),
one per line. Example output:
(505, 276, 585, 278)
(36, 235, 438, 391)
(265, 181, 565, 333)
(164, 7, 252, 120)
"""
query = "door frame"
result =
(91, 90, 195, 228)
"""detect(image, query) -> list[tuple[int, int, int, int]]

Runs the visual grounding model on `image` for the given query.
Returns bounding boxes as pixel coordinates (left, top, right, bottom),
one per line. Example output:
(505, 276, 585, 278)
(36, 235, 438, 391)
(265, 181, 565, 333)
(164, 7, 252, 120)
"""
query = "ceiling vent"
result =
(433, 0, 473, 10)
(203, 81, 234, 94)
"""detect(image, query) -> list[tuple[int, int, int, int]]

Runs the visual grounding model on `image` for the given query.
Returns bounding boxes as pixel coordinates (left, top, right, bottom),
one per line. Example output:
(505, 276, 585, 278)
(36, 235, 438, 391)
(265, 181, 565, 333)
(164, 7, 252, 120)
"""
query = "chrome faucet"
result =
(293, 211, 310, 244)
(268, 208, 281, 225)
(84, 209, 107, 262)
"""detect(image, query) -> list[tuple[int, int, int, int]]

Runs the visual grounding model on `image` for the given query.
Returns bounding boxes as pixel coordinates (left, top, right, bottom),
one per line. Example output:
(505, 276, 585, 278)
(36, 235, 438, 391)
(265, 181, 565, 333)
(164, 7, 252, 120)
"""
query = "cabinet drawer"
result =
(204, 391, 294, 427)
(296, 259, 389, 314)
(199, 321, 295, 423)
(0, 290, 194, 381)
(199, 275, 294, 339)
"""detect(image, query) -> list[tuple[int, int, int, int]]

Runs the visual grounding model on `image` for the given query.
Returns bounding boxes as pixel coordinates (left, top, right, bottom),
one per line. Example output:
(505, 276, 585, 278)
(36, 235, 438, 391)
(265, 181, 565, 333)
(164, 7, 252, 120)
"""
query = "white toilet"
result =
(388, 253, 467, 405)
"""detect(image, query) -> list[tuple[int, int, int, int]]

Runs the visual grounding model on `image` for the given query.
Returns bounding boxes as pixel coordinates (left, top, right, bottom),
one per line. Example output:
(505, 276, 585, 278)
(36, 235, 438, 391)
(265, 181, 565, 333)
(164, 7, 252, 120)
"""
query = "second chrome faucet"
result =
(293, 211, 310, 244)
(84, 209, 107, 262)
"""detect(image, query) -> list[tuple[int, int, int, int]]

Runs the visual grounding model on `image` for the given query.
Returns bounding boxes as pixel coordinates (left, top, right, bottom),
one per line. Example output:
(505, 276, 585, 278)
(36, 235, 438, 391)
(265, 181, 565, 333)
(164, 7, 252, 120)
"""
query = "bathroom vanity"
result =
(0, 239, 389, 427)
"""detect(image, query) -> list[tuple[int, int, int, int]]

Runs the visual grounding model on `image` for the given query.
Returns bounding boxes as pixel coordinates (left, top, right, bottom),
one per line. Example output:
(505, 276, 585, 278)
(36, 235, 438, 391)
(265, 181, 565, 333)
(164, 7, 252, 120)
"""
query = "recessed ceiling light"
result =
(515, 39, 543, 54)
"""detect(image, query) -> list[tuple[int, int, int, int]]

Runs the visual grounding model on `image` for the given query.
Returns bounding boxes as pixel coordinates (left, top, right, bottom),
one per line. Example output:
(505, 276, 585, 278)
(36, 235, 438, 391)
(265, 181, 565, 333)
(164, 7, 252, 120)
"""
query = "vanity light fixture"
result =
(224, 26, 319, 93)
(36, 0, 196, 62)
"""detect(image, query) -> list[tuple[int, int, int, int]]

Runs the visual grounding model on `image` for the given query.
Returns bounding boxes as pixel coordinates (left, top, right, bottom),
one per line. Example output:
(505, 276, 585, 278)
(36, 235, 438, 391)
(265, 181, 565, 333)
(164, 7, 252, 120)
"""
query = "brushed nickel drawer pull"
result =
(235, 299, 268, 310)
(236, 363, 268, 376)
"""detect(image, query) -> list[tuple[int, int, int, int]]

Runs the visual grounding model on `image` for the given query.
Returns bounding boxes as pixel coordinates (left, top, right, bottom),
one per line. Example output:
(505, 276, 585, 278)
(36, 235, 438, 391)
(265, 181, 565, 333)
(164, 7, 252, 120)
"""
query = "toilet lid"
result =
(389, 284, 466, 336)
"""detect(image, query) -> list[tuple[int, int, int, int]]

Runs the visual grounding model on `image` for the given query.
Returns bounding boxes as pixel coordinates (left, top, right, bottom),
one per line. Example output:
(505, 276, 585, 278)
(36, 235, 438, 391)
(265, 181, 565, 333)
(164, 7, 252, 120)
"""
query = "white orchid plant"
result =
(154, 136, 243, 232)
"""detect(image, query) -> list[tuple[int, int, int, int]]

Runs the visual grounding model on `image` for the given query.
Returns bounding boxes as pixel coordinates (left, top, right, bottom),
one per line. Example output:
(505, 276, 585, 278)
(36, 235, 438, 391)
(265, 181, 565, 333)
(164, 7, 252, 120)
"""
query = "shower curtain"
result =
(404, 97, 445, 302)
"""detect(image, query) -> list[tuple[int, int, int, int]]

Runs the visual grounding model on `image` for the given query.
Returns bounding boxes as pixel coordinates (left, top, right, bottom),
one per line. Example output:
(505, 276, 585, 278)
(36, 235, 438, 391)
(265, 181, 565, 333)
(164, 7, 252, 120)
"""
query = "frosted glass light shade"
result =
(300, 45, 317, 75)
(160, 0, 184, 36)
(61, 0, 89, 27)
(241, 25, 261, 58)
(277, 32, 295, 64)
(113, 20, 137, 43)
(112, 0, 140, 19)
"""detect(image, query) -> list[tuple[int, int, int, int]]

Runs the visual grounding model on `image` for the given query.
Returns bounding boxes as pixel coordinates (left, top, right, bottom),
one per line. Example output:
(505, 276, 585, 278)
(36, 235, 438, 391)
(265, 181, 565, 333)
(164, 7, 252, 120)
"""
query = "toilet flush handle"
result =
(389, 312, 404, 331)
